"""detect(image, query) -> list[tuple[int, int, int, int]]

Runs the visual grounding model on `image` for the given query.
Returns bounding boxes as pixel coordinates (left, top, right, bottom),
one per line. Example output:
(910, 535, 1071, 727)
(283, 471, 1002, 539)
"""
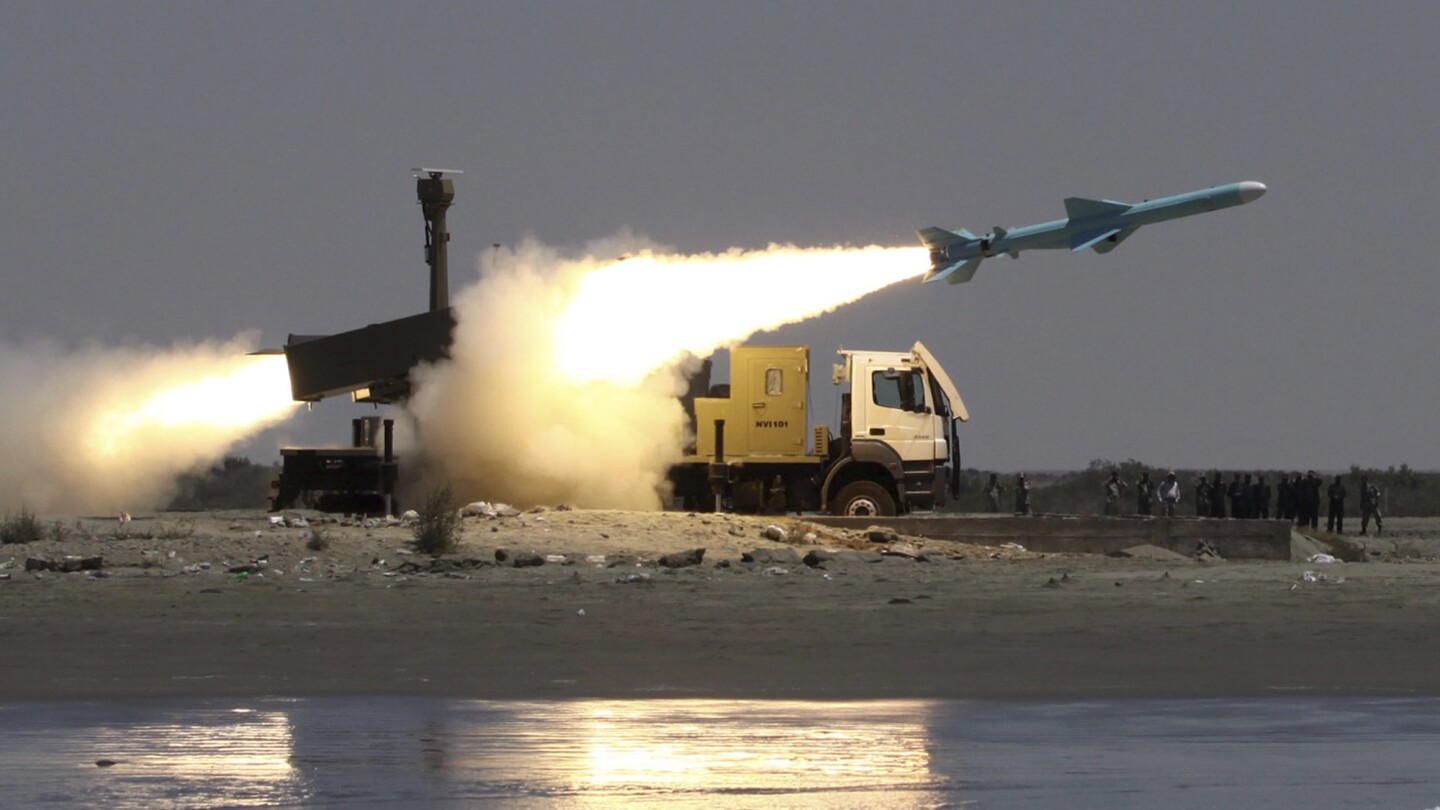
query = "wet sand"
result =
(3, 511, 1439, 701)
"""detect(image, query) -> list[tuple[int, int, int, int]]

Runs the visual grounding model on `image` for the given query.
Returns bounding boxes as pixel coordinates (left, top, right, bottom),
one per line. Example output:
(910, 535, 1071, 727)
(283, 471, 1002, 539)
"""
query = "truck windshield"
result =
(872, 369, 927, 413)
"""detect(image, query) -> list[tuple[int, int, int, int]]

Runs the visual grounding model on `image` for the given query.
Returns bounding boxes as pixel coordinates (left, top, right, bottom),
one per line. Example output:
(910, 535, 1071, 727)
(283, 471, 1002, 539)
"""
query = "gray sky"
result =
(3, 1, 1437, 472)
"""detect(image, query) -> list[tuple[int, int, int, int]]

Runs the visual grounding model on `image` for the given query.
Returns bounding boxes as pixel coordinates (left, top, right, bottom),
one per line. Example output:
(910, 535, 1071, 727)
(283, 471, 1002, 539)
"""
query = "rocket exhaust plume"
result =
(0, 334, 299, 514)
(405, 234, 926, 509)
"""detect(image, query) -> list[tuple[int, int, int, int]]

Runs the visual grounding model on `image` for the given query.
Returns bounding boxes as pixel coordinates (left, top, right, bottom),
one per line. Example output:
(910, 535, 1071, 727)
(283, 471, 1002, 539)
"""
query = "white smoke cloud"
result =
(0, 334, 297, 515)
(403, 234, 694, 510)
(404, 233, 925, 509)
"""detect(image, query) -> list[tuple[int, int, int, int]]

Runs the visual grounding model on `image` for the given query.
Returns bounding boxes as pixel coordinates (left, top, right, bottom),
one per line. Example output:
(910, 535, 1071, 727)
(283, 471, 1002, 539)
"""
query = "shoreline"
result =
(4, 511, 1439, 703)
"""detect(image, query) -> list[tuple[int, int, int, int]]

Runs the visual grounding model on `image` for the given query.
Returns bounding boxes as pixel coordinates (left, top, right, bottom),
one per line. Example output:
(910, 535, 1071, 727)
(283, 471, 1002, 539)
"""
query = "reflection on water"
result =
(556, 701, 938, 801)
(0, 699, 945, 808)
(2, 696, 1439, 808)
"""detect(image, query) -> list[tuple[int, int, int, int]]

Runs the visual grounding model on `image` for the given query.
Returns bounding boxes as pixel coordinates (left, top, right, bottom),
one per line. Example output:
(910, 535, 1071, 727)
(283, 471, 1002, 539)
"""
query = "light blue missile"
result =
(920, 181, 1267, 284)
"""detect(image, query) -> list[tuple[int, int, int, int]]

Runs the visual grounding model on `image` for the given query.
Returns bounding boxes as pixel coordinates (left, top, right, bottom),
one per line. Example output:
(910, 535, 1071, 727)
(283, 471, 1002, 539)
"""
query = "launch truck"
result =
(670, 342, 967, 516)
(269, 170, 970, 517)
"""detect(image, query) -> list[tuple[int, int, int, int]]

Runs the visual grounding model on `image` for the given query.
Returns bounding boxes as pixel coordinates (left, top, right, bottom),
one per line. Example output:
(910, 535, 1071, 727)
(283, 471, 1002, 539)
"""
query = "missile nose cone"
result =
(1238, 181, 1267, 203)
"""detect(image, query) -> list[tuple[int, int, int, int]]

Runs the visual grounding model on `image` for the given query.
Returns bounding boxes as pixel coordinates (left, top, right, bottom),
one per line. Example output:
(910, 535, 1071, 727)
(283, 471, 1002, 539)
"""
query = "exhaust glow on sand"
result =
(405, 236, 926, 509)
(0, 337, 299, 514)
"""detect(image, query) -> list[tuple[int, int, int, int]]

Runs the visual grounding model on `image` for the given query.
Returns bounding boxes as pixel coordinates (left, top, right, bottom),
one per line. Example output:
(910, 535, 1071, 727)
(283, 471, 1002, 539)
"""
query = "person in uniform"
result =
(1227, 473, 1246, 519)
(1136, 472, 1155, 516)
(1014, 473, 1031, 516)
(1104, 471, 1127, 516)
(1360, 476, 1383, 536)
(1301, 471, 1322, 530)
(1209, 473, 1227, 519)
(1276, 474, 1292, 521)
(1193, 474, 1210, 517)
(1253, 475, 1271, 520)
(1326, 474, 1347, 533)
(1288, 472, 1305, 522)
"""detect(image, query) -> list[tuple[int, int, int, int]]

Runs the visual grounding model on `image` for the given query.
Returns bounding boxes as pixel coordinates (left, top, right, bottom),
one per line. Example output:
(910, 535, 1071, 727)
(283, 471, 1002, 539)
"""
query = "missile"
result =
(919, 181, 1266, 284)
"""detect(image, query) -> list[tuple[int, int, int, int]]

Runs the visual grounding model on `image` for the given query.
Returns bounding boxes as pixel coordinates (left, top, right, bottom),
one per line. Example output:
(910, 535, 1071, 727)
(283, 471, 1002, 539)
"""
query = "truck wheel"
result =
(830, 481, 896, 517)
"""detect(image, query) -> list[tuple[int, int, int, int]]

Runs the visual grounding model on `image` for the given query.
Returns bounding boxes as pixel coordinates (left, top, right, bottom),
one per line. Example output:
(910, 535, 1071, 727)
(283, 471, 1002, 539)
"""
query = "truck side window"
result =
(765, 368, 783, 396)
(902, 370, 927, 413)
(872, 371, 903, 409)
(874, 370, 927, 412)
(872, 370, 928, 413)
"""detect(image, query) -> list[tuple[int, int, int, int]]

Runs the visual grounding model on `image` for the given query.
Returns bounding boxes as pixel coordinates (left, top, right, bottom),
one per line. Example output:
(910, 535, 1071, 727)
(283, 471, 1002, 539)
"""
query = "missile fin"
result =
(1063, 197, 1130, 220)
(1070, 227, 1125, 253)
(1090, 226, 1138, 254)
(918, 227, 969, 249)
(945, 257, 984, 284)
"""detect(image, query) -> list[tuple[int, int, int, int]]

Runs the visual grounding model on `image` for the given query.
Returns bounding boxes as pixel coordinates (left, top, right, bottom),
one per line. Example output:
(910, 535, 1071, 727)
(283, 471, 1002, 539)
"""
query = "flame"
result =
(553, 245, 927, 385)
(88, 355, 298, 459)
(0, 337, 300, 514)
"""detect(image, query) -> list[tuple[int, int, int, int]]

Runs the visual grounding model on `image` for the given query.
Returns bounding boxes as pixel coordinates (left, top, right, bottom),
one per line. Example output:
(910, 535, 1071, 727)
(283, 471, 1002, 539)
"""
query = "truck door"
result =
(743, 347, 808, 457)
(858, 361, 933, 465)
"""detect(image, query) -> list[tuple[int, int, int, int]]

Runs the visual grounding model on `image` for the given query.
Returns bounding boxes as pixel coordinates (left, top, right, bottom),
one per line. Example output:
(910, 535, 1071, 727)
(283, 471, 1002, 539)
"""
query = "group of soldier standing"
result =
(1188, 471, 1384, 535)
(982, 469, 1384, 535)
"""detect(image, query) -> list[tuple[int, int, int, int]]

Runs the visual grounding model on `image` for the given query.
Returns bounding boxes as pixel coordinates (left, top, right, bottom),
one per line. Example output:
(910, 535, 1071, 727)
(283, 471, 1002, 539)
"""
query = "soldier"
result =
(985, 474, 1005, 513)
(1136, 472, 1155, 516)
(1227, 473, 1246, 519)
(1326, 474, 1347, 533)
(1193, 474, 1210, 517)
(1104, 470, 1127, 516)
(1360, 476, 1384, 536)
(1301, 471, 1322, 530)
(1158, 471, 1181, 518)
(1252, 475, 1271, 520)
(1287, 472, 1305, 522)
(1014, 473, 1031, 516)
(1209, 473, 1227, 519)
(1275, 474, 1292, 521)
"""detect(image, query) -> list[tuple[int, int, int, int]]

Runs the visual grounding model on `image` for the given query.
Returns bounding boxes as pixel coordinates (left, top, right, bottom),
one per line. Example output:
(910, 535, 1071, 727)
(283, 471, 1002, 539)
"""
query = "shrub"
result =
(1, 508, 46, 545)
(412, 486, 461, 557)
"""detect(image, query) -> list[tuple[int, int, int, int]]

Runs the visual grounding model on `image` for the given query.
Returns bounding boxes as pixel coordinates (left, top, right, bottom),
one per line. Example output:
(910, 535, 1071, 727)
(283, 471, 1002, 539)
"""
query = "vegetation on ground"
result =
(1, 507, 46, 544)
(411, 485, 461, 556)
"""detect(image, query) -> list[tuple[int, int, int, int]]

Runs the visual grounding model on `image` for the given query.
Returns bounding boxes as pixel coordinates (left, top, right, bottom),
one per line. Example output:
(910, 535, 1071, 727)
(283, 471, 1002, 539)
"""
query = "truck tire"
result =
(830, 481, 896, 517)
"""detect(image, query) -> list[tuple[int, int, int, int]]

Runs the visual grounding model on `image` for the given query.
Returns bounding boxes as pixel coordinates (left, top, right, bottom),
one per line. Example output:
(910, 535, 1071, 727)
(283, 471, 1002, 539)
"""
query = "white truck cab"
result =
(676, 341, 967, 516)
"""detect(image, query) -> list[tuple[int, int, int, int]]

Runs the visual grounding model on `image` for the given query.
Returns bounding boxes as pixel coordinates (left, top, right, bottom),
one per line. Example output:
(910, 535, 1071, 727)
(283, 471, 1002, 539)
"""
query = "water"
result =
(1, 696, 1438, 808)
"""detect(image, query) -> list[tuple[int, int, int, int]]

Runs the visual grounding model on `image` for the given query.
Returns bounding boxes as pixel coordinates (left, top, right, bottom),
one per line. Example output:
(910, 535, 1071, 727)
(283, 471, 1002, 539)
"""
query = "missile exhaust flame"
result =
(0, 337, 299, 514)
(553, 245, 928, 385)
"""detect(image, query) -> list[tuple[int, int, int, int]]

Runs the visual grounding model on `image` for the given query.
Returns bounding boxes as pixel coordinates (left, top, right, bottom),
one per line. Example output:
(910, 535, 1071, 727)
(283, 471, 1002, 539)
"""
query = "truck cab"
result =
(826, 342, 968, 515)
(675, 341, 967, 516)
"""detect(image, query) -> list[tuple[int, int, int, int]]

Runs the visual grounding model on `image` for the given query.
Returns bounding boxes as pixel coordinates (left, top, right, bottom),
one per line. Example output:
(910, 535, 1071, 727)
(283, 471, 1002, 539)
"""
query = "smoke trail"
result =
(0, 334, 298, 514)
(405, 234, 925, 509)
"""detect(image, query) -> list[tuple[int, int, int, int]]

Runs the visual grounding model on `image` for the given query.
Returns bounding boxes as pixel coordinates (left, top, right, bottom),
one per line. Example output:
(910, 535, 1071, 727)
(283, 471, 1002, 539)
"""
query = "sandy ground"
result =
(3, 509, 1440, 702)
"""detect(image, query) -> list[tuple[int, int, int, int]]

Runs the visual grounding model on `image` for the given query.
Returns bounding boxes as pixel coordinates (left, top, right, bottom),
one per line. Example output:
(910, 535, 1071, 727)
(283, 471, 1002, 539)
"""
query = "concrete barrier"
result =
(807, 514, 1293, 560)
